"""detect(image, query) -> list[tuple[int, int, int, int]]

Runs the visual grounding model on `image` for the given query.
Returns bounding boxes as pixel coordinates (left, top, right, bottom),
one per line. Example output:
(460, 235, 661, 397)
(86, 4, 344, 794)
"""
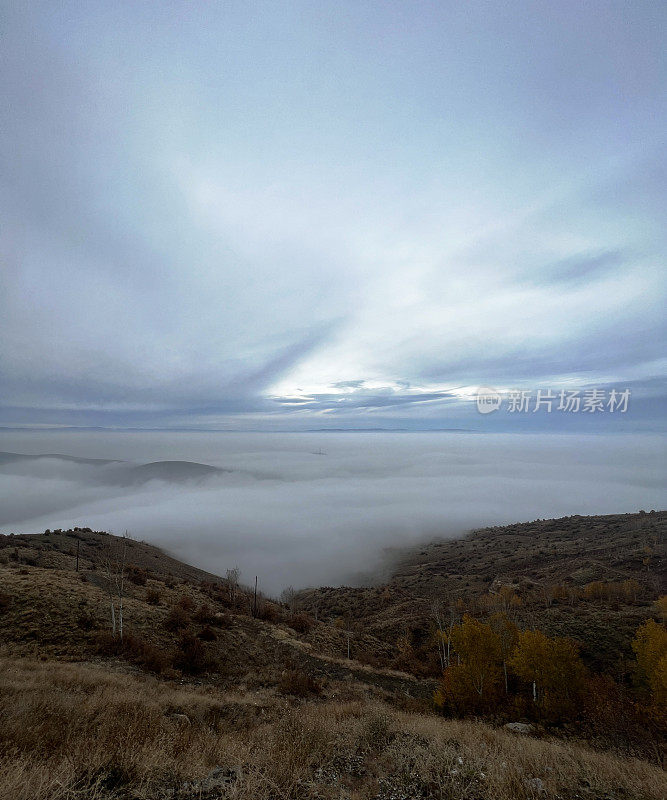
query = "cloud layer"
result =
(1, 2, 665, 430)
(1, 431, 664, 593)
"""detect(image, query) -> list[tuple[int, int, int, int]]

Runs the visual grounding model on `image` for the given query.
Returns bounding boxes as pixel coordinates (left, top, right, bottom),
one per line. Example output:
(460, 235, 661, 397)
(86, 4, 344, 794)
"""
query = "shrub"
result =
(278, 668, 321, 697)
(95, 631, 123, 656)
(177, 595, 195, 612)
(164, 605, 191, 632)
(133, 640, 169, 674)
(128, 566, 147, 586)
(146, 588, 161, 605)
(197, 626, 217, 642)
(0, 592, 12, 613)
(356, 650, 383, 669)
(173, 632, 208, 674)
(76, 611, 98, 631)
(289, 612, 315, 634)
(96, 632, 169, 674)
(255, 601, 282, 623)
(210, 612, 232, 628)
(361, 711, 393, 750)
(192, 603, 214, 624)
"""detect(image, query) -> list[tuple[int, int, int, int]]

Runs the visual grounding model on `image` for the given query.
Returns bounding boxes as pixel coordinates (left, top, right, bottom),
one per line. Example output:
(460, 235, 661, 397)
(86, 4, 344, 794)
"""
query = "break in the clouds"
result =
(1, 1, 665, 430)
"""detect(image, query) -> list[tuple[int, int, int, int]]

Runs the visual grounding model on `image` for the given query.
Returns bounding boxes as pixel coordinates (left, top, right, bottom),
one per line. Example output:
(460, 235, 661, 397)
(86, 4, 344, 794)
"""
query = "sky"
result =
(1, 1, 666, 432)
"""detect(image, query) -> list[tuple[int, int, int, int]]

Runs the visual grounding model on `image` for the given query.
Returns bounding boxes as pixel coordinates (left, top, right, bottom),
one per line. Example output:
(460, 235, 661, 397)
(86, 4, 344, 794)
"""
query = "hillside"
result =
(298, 511, 666, 672)
(0, 516, 665, 799)
(0, 527, 423, 701)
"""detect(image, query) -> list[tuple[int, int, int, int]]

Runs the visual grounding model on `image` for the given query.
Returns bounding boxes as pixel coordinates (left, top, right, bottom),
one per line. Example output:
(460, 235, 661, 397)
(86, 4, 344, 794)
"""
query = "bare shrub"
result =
(177, 595, 195, 612)
(164, 605, 191, 632)
(196, 626, 217, 642)
(145, 588, 161, 605)
(289, 612, 315, 634)
(277, 669, 322, 697)
(129, 567, 147, 585)
(192, 603, 214, 624)
(173, 632, 208, 674)
(76, 610, 98, 631)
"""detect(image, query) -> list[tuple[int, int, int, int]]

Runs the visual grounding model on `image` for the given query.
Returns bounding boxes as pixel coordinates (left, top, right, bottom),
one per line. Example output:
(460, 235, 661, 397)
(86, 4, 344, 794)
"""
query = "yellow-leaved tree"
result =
(489, 612, 519, 694)
(631, 618, 667, 714)
(435, 615, 502, 712)
(509, 629, 585, 720)
(655, 595, 667, 624)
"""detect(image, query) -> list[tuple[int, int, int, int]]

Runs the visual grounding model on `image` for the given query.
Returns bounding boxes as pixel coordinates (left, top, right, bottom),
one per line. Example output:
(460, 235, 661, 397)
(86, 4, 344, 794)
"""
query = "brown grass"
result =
(0, 657, 664, 800)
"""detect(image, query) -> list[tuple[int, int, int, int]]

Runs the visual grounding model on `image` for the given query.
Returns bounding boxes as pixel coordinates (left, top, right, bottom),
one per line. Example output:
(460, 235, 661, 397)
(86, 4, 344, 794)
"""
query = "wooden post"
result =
(253, 576, 258, 618)
(76, 539, 80, 572)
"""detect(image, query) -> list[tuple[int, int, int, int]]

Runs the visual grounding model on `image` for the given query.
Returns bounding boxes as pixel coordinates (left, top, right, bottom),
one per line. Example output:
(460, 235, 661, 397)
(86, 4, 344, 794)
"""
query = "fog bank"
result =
(0, 432, 664, 594)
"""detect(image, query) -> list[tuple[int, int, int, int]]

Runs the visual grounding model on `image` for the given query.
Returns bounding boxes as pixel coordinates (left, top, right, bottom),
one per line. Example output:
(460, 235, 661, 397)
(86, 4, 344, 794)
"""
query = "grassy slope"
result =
(0, 516, 665, 799)
(1, 657, 664, 800)
(298, 511, 666, 672)
(0, 530, 426, 700)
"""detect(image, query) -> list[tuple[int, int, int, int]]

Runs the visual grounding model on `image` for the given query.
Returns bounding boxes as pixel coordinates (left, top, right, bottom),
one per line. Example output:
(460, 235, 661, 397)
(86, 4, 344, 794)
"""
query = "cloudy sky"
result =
(2, 1, 665, 431)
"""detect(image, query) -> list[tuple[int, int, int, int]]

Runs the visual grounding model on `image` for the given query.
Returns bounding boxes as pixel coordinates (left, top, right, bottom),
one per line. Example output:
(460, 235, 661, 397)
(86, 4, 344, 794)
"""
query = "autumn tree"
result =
(655, 595, 667, 624)
(632, 619, 667, 713)
(489, 612, 518, 694)
(496, 585, 521, 616)
(509, 629, 585, 720)
(584, 581, 607, 601)
(650, 655, 667, 712)
(449, 615, 502, 703)
(431, 599, 447, 672)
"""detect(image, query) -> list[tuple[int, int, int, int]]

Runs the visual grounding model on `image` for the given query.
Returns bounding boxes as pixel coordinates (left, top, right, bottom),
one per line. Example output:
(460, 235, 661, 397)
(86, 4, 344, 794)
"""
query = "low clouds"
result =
(1, 432, 664, 593)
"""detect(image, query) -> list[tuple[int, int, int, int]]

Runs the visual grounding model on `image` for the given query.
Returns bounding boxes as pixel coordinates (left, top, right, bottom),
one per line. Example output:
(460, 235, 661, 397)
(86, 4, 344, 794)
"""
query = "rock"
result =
(504, 722, 535, 735)
(201, 765, 242, 790)
(178, 764, 242, 798)
(524, 776, 545, 794)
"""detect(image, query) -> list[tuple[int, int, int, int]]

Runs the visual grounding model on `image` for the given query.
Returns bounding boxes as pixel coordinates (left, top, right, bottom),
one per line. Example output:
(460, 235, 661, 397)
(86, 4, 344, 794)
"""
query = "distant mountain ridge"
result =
(0, 451, 233, 486)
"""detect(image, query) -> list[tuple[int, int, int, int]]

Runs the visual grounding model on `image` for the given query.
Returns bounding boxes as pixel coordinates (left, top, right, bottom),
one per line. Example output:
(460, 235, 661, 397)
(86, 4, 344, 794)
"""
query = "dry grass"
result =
(0, 657, 664, 800)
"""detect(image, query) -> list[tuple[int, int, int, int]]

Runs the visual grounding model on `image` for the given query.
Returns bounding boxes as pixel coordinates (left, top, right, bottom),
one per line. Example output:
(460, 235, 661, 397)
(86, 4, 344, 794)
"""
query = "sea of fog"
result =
(0, 431, 664, 594)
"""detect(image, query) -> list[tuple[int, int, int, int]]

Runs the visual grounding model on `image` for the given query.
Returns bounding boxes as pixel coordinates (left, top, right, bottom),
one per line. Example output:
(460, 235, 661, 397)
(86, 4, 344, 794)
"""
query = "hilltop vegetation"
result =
(0, 513, 665, 799)
(299, 511, 665, 674)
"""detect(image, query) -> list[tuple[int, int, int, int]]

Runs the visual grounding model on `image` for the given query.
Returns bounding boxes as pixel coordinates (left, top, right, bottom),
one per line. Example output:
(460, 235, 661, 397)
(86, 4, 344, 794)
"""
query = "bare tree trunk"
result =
(226, 567, 240, 605)
(103, 531, 127, 639)
(118, 534, 127, 641)
(430, 601, 446, 672)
